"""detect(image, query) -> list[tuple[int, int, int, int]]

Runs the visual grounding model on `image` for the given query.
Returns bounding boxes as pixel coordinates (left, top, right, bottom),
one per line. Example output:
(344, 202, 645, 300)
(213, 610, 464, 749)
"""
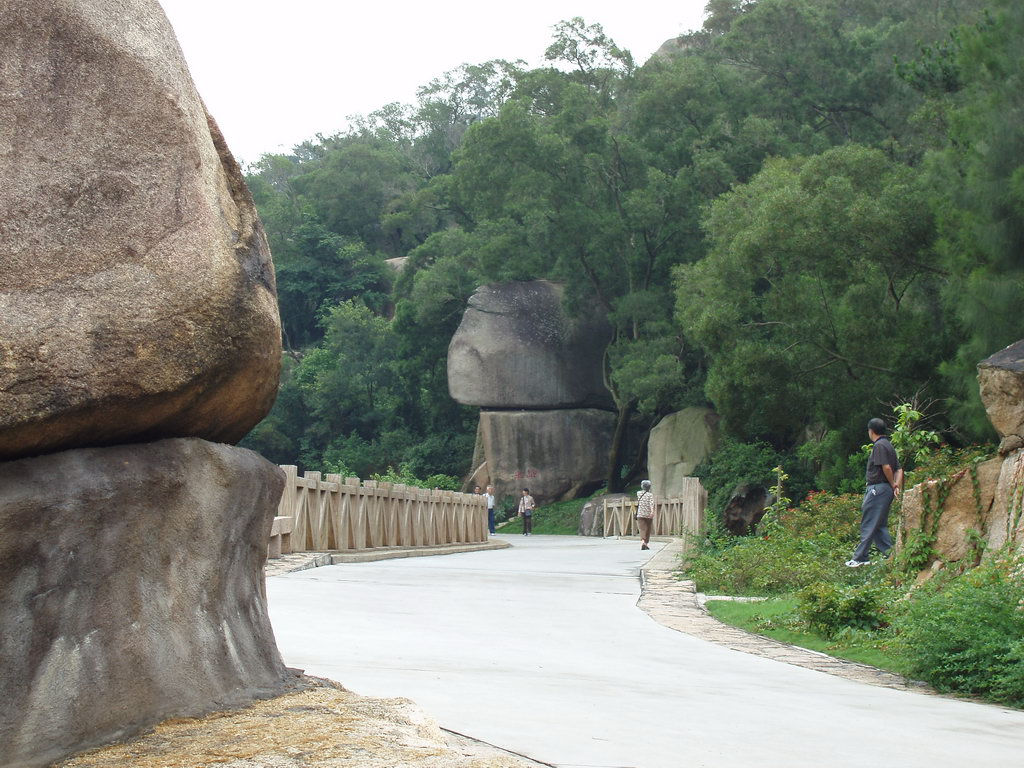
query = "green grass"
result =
(705, 597, 910, 674)
(499, 497, 583, 535)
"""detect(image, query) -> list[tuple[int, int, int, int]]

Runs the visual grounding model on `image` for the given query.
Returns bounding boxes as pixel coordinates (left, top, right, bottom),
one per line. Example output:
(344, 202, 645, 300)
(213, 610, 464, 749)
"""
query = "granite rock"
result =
(448, 281, 612, 409)
(0, 0, 281, 461)
(978, 340, 1024, 452)
(0, 438, 289, 768)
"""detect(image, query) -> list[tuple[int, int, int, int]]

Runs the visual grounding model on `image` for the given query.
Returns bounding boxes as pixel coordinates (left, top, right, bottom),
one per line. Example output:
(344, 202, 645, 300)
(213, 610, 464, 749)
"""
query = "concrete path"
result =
(266, 536, 1024, 768)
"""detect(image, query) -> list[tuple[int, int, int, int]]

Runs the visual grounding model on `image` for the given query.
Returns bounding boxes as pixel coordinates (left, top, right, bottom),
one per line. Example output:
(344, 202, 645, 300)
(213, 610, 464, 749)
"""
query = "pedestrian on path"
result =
(636, 480, 655, 550)
(485, 485, 496, 535)
(846, 417, 903, 567)
(517, 488, 535, 535)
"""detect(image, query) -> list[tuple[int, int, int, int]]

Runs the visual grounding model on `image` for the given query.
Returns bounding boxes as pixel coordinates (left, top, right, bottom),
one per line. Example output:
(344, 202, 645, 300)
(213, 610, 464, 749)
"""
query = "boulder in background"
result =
(475, 409, 616, 504)
(647, 407, 720, 497)
(448, 281, 613, 409)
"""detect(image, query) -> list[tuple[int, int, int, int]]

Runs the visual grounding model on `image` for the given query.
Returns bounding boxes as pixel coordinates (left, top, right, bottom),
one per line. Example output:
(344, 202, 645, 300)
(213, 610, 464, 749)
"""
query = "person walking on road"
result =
(636, 480, 655, 550)
(846, 417, 903, 567)
(518, 488, 535, 536)
(485, 485, 496, 535)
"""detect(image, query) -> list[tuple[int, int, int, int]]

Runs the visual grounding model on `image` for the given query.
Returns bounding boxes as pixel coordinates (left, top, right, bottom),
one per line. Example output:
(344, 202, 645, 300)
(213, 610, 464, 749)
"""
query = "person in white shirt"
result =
(485, 485, 496, 535)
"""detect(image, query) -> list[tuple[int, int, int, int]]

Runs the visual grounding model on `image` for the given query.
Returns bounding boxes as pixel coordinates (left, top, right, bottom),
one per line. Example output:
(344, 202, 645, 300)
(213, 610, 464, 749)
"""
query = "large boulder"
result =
(448, 281, 613, 409)
(474, 409, 616, 504)
(647, 407, 721, 497)
(0, 0, 281, 462)
(899, 457, 1003, 567)
(0, 438, 289, 768)
(978, 340, 1024, 453)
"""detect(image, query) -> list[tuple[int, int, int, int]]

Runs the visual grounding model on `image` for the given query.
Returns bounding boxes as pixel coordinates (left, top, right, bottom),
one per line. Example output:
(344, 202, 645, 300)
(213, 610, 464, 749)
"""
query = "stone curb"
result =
(265, 539, 512, 577)
(636, 538, 932, 693)
(331, 539, 512, 564)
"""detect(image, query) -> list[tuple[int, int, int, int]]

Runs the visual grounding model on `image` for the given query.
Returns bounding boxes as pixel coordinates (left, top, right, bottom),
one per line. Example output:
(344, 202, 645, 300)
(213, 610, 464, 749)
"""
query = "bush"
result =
(893, 553, 1024, 705)
(685, 490, 863, 595)
(369, 465, 460, 491)
(798, 582, 892, 637)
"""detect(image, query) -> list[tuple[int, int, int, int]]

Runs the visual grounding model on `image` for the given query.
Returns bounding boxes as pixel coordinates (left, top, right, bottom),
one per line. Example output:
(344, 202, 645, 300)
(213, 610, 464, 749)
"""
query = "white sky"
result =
(157, 1, 709, 164)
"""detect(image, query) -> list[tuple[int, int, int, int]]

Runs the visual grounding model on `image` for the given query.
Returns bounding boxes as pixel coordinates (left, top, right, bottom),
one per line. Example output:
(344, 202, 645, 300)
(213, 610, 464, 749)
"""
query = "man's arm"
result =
(882, 464, 901, 496)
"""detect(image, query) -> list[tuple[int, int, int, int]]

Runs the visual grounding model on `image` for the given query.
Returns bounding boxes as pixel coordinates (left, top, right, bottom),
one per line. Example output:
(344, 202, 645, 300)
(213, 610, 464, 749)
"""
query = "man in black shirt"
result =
(846, 418, 903, 566)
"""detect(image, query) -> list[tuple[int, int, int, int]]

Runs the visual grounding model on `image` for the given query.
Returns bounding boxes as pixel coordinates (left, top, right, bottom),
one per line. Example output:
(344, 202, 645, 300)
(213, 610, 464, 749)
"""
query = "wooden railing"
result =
(602, 478, 706, 553)
(270, 466, 487, 557)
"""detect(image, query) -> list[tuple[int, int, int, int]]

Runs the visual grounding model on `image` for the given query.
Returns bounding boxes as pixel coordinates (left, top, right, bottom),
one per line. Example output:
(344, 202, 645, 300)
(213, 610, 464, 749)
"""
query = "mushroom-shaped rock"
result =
(0, 0, 281, 461)
(447, 281, 613, 409)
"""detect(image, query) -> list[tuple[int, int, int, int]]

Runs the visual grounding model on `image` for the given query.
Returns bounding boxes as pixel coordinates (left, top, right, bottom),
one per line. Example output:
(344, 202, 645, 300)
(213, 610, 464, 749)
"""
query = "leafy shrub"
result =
(798, 582, 892, 637)
(893, 553, 1024, 705)
(686, 490, 863, 595)
(369, 464, 460, 491)
(694, 439, 792, 525)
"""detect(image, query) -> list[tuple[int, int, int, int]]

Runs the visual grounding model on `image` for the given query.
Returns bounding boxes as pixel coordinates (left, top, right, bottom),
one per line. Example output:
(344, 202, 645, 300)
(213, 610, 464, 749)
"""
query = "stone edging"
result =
(637, 538, 932, 692)
(265, 539, 512, 577)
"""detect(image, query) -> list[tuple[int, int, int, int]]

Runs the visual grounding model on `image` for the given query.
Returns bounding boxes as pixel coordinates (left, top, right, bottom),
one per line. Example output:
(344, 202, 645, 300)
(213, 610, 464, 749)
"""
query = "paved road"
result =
(266, 536, 1024, 768)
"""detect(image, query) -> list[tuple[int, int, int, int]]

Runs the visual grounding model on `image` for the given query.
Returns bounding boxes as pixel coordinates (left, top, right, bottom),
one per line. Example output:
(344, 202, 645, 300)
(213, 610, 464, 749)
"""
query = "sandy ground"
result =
(53, 677, 544, 768)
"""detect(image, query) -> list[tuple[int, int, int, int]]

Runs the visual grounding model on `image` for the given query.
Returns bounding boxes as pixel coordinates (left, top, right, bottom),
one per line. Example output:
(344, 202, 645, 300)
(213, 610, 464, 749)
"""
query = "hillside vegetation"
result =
(241, 0, 1024, 499)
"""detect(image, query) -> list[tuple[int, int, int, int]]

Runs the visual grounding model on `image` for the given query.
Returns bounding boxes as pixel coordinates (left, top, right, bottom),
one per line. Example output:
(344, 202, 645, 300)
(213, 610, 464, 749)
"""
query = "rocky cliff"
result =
(899, 340, 1024, 575)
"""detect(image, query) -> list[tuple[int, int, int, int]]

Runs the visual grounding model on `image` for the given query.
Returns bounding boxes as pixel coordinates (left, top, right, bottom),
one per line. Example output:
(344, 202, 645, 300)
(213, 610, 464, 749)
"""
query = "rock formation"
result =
(578, 492, 630, 536)
(471, 409, 616, 503)
(978, 339, 1024, 454)
(451, 281, 615, 504)
(0, 3, 288, 765)
(722, 483, 770, 536)
(647, 407, 720, 497)
(0, 440, 288, 768)
(0, 0, 281, 462)
(448, 281, 613, 410)
(899, 340, 1024, 574)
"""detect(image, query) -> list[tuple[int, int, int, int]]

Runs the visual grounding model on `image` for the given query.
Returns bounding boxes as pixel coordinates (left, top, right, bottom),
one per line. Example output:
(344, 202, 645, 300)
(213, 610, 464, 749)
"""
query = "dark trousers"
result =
(853, 483, 894, 562)
(488, 508, 495, 534)
(523, 514, 533, 534)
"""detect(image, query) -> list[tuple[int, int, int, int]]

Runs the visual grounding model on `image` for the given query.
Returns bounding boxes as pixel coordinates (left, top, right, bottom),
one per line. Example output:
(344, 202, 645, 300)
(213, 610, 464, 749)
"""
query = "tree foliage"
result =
(240, 0, 1011, 492)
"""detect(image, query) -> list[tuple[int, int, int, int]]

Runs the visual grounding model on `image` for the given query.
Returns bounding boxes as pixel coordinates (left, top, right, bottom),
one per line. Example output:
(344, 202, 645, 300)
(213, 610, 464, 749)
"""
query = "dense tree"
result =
(677, 145, 951, 456)
(238, 1, 1011, 495)
(927, 0, 1024, 437)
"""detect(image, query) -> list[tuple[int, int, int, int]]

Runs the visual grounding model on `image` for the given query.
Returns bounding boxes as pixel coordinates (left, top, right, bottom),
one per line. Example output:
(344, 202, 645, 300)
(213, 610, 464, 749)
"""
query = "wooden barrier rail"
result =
(602, 478, 707, 554)
(270, 466, 487, 557)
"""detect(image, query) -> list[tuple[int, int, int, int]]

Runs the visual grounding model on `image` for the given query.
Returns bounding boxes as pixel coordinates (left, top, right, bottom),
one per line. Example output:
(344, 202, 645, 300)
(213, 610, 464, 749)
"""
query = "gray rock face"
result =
(578, 493, 630, 536)
(979, 340, 1024, 452)
(448, 281, 613, 409)
(0, 438, 289, 768)
(0, 0, 281, 462)
(647, 408, 721, 497)
(475, 409, 616, 504)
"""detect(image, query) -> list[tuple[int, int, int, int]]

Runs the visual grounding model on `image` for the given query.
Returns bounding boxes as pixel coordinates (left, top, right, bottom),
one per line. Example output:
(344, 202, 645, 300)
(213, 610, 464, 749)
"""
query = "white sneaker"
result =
(844, 559, 870, 567)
